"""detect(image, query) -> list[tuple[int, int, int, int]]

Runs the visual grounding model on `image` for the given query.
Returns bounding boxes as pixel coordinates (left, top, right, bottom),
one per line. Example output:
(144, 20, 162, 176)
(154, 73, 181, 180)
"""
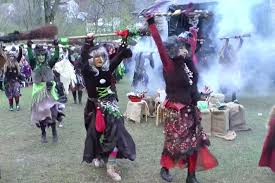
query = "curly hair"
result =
(88, 46, 110, 76)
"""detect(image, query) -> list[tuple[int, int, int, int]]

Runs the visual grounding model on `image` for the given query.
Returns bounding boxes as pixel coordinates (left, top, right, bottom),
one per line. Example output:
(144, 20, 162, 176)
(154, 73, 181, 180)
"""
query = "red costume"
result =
(259, 108, 275, 172)
(147, 17, 218, 183)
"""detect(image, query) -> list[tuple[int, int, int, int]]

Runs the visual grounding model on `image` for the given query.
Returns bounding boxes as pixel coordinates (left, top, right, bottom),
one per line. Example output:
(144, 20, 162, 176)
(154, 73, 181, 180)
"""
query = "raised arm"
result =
(236, 38, 243, 52)
(48, 40, 60, 68)
(16, 46, 23, 63)
(219, 39, 229, 59)
(80, 33, 94, 75)
(147, 17, 174, 73)
(109, 38, 132, 72)
(27, 41, 36, 70)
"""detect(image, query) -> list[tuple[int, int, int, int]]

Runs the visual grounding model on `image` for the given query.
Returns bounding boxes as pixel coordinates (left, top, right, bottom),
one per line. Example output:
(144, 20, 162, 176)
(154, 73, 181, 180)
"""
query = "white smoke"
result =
(198, 0, 275, 97)
(128, 35, 166, 95)
(131, 0, 273, 97)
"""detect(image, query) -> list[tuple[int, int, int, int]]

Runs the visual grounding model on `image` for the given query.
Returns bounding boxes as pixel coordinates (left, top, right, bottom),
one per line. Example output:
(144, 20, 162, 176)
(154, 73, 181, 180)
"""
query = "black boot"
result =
(78, 90, 82, 104)
(160, 167, 173, 182)
(40, 122, 47, 143)
(72, 91, 77, 104)
(51, 123, 58, 143)
(186, 172, 200, 183)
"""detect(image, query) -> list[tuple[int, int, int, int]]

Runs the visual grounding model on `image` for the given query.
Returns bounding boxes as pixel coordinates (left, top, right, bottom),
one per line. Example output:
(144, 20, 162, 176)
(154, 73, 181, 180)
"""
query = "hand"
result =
(85, 33, 94, 45)
(27, 40, 33, 47)
(225, 38, 229, 43)
(19, 44, 24, 48)
(53, 39, 59, 46)
(144, 12, 154, 21)
(86, 33, 94, 41)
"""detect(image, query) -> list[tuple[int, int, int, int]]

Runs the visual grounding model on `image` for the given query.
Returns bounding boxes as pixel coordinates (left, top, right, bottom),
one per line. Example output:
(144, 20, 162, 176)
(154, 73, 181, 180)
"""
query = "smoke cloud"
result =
(199, 0, 273, 97)
(130, 0, 273, 97)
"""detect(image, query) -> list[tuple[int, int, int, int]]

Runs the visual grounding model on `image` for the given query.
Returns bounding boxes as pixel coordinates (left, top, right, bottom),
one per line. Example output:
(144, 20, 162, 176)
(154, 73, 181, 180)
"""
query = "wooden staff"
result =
(154, 9, 182, 17)
(145, 9, 212, 17)
(186, 10, 212, 17)
(220, 33, 251, 40)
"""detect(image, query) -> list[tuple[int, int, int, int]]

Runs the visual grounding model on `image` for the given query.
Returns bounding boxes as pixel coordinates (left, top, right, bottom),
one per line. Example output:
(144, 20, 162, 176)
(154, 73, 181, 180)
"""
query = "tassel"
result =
(95, 107, 106, 133)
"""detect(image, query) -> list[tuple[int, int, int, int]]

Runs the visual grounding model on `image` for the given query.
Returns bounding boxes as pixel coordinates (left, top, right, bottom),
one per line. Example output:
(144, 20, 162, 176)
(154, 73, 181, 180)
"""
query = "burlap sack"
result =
(156, 103, 165, 126)
(144, 96, 158, 117)
(200, 109, 212, 136)
(226, 102, 251, 132)
(124, 100, 149, 123)
(211, 108, 230, 135)
(208, 93, 225, 107)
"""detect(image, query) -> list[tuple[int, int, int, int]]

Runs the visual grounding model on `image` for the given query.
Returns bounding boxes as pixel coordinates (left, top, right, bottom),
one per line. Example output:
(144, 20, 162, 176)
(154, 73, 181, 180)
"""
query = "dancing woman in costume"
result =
(146, 15, 218, 183)
(81, 34, 136, 182)
(27, 40, 65, 143)
(3, 46, 22, 111)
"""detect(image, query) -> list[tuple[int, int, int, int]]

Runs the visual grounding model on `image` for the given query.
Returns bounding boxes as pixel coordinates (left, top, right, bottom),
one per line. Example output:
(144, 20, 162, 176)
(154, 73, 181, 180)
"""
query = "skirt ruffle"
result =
(83, 97, 136, 163)
(160, 104, 218, 170)
(31, 82, 64, 125)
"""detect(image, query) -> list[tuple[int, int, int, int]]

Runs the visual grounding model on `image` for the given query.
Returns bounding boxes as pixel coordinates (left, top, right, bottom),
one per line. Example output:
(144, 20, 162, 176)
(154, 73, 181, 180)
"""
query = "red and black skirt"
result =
(160, 101, 218, 170)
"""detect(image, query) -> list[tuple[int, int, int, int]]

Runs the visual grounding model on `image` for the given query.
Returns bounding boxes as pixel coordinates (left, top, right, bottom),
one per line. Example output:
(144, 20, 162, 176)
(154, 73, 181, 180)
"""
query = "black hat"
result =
(34, 45, 47, 55)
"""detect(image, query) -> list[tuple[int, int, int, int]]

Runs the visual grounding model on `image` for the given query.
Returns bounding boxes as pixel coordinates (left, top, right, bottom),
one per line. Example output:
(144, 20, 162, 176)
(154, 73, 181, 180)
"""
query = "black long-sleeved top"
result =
(81, 43, 132, 99)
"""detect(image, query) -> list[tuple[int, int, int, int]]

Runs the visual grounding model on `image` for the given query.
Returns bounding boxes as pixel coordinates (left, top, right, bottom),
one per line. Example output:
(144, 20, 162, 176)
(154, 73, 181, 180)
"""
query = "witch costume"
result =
(27, 40, 65, 143)
(68, 47, 84, 104)
(81, 37, 135, 181)
(147, 17, 218, 183)
(3, 46, 22, 111)
(259, 106, 275, 172)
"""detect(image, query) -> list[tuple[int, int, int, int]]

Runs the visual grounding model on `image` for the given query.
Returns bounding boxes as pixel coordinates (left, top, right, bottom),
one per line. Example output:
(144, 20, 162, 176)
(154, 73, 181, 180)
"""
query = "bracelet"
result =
(120, 40, 127, 48)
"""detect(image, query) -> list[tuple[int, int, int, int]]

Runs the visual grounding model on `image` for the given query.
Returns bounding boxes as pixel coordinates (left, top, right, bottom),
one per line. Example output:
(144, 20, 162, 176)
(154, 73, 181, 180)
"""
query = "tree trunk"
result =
(44, 0, 60, 24)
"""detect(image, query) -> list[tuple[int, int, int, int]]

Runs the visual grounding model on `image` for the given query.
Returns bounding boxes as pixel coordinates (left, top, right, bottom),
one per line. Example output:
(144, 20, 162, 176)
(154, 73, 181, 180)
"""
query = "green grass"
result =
(0, 79, 275, 183)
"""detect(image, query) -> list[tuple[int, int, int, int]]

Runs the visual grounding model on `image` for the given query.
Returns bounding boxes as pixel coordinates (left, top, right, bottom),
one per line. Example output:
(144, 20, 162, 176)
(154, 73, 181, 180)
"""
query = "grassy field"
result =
(0, 78, 275, 183)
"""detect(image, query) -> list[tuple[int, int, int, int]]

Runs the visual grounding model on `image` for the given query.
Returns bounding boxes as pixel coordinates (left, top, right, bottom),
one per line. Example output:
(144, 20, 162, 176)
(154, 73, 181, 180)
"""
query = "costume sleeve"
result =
(147, 17, 174, 73)
(17, 46, 23, 63)
(109, 46, 132, 72)
(49, 45, 59, 68)
(27, 47, 36, 70)
(80, 42, 94, 76)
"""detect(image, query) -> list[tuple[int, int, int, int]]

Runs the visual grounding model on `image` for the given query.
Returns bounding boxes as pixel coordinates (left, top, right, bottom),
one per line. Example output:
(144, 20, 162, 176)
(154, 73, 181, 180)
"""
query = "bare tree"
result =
(79, 0, 135, 33)
(44, 0, 61, 24)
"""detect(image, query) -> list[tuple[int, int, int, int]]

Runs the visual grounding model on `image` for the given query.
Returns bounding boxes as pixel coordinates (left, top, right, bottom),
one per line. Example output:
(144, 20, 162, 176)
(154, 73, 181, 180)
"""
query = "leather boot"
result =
(186, 172, 200, 183)
(78, 90, 82, 104)
(51, 123, 58, 143)
(160, 167, 173, 182)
